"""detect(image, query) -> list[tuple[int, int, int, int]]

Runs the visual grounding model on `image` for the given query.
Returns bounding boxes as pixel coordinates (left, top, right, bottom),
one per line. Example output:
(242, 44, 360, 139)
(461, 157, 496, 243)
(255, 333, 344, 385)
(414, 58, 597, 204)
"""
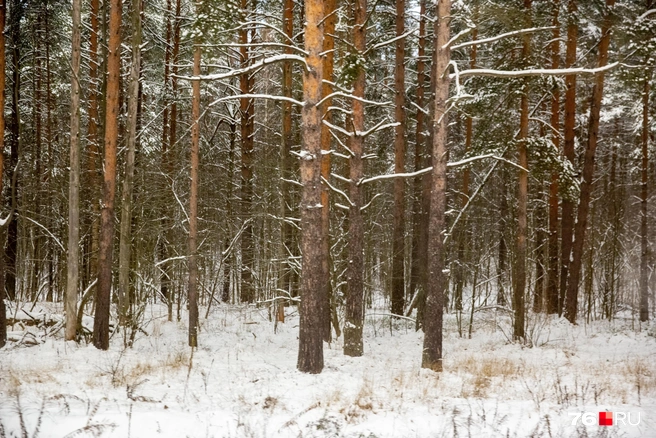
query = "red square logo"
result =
(599, 412, 613, 426)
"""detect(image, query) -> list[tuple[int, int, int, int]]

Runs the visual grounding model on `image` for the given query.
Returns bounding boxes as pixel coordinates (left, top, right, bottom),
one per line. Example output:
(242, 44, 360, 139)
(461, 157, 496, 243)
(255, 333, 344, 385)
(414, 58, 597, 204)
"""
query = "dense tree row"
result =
(0, 0, 654, 374)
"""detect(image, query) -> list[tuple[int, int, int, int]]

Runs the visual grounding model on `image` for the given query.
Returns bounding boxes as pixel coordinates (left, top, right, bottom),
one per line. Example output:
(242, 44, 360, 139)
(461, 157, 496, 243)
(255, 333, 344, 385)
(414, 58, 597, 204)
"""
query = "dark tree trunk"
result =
(639, 77, 650, 322)
(559, 0, 578, 315)
(547, 1, 561, 315)
(344, 0, 366, 358)
(422, 0, 450, 372)
(0, 0, 6, 348)
(390, 0, 406, 316)
(564, 0, 615, 324)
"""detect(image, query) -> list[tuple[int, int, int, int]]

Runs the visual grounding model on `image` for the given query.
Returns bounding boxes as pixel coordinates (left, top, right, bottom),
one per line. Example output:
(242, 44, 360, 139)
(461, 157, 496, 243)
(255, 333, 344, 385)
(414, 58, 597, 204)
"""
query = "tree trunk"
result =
(390, 0, 406, 316)
(546, 0, 560, 315)
(344, 0, 367, 358)
(188, 37, 201, 347)
(0, 0, 6, 348)
(409, 0, 427, 327)
(320, 0, 337, 341)
(118, 0, 142, 336)
(160, 0, 174, 321)
(240, 0, 255, 303)
(513, 0, 531, 341)
(564, 0, 615, 324)
(559, 0, 577, 315)
(639, 77, 650, 322)
(296, 0, 324, 374)
(93, 0, 122, 350)
(66, 0, 82, 341)
(5, 0, 21, 302)
(422, 0, 450, 372)
(87, 0, 101, 288)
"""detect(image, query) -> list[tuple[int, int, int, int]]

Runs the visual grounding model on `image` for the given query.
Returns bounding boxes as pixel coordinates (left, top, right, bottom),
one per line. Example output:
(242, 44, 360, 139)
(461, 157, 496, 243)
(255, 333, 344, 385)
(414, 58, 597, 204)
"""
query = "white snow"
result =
(1, 302, 655, 438)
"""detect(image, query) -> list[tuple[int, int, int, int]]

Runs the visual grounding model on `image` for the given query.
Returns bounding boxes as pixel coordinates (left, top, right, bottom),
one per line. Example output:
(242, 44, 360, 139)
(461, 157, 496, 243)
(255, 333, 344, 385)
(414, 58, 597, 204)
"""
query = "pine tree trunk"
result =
(66, 0, 82, 341)
(320, 0, 337, 341)
(564, 0, 615, 324)
(546, 1, 561, 315)
(5, 0, 21, 302)
(296, 0, 324, 374)
(93, 0, 122, 350)
(239, 0, 255, 303)
(0, 0, 6, 348)
(118, 0, 142, 336)
(409, 0, 427, 326)
(422, 0, 450, 372)
(639, 77, 650, 322)
(344, 0, 367, 358)
(188, 37, 201, 347)
(559, 0, 577, 315)
(390, 0, 406, 317)
(513, 0, 531, 341)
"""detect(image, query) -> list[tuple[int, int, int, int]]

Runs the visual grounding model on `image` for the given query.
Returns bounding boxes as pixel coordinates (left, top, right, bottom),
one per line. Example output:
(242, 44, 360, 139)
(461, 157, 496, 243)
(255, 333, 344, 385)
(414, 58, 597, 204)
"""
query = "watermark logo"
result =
(570, 411, 641, 427)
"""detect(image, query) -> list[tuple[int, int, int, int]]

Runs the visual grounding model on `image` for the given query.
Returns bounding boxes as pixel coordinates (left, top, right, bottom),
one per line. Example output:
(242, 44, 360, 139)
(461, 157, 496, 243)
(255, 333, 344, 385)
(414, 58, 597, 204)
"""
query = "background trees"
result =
(0, 0, 653, 371)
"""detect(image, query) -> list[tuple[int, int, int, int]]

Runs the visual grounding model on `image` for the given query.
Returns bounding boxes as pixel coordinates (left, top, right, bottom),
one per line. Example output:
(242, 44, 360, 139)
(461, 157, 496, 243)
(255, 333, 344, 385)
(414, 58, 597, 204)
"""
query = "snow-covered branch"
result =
(357, 120, 399, 138)
(452, 62, 619, 79)
(317, 91, 391, 108)
(322, 176, 354, 206)
(176, 54, 307, 81)
(208, 93, 303, 108)
(366, 28, 417, 54)
(451, 26, 556, 51)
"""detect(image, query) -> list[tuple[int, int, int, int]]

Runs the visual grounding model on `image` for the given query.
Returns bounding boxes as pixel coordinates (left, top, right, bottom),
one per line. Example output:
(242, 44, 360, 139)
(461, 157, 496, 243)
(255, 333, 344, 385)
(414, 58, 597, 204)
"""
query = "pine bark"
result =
(559, 0, 577, 315)
(0, 0, 6, 348)
(93, 0, 122, 350)
(320, 0, 337, 341)
(564, 0, 615, 324)
(239, 0, 255, 303)
(66, 0, 82, 341)
(188, 37, 201, 347)
(513, 0, 531, 341)
(547, 1, 561, 315)
(344, 0, 367, 358)
(297, 0, 324, 374)
(422, 0, 450, 372)
(390, 0, 406, 316)
(118, 0, 142, 334)
(639, 77, 650, 322)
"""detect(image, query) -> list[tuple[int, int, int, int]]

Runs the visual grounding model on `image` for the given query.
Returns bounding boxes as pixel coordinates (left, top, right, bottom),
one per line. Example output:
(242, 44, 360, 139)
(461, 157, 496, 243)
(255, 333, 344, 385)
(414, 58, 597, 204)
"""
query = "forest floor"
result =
(0, 300, 655, 438)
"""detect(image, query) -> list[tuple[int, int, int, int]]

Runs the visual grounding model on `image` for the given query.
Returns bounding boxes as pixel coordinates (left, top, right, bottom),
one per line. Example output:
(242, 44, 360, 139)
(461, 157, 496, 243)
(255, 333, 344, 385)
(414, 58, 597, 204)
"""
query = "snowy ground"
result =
(1, 301, 655, 438)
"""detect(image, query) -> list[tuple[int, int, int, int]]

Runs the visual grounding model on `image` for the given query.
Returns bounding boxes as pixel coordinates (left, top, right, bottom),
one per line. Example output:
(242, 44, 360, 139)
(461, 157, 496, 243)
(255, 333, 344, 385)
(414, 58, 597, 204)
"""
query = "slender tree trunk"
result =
(240, 0, 255, 303)
(93, 0, 122, 350)
(564, 0, 615, 324)
(559, 0, 578, 315)
(410, 0, 427, 326)
(640, 77, 650, 322)
(66, 0, 82, 341)
(320, 0, 336, 341)
(87, 0, 101, 286)
(513, 0, 531, 341)
(296, 0, 324, 374)
(547, 1, 561, 315)
(160, 0, 174, 321)
(5, 0, 21, 302)
(344, 0, 367, 358)
(118, 0, 142, 335)
(422, 0, 450, 372)
(188, 37, 201, 347)
(0, 0, 7, 348)
(390, 0, 406, 316)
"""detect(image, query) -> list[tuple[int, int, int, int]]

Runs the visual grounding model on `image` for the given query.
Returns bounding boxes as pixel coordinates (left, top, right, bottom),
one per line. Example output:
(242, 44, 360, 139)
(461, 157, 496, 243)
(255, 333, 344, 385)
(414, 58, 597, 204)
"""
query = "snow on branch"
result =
(452, 62, 619, 79)
(366, 27, 418, 54)
(317, 91, 391, 108)
(204, 42, 307, 55)
(323, 120, 354, 138)
(442, 27, 474, 50)
(637, 9, 656, 22)
(357, 120, 399, 138)
(450, 26, 556, 51)
(208, 93, 303, 108)
(176, 54, 307, 81)
(322, 176, 354, 206)
(359, 166, 431, 185)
